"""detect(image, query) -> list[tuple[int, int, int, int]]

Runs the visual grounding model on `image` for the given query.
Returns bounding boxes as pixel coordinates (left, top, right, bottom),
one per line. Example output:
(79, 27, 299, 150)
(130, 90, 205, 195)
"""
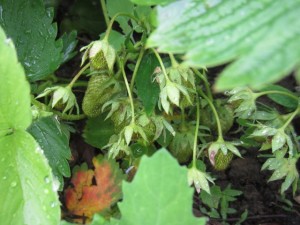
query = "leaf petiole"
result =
(198, 89, 224, 141)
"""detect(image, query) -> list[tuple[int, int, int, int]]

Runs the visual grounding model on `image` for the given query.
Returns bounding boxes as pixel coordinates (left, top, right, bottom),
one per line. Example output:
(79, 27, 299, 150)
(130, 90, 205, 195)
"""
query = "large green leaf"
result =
(135, 53, 160, 115)
(0, 0, 63, 81)
(118, 149, 206, 225)
(147, 0, 300, 91)
(0, 26, 31, 134)
(130, 0, 175, 6)
(0, 131, 60, 225)
(0, 26, 60, 224)
(28, 116, 72, 189)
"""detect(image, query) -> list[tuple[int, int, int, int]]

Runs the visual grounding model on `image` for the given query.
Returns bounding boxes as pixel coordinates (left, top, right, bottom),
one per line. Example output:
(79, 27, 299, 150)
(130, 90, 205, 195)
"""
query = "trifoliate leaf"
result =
(263, 156, 299, 194)
(27, 116, 72, 189)
(0, 0, 63, 81)
(147, 0, 300, 91)
(118, 149, 206, 225)
(65, 157, 125, 219)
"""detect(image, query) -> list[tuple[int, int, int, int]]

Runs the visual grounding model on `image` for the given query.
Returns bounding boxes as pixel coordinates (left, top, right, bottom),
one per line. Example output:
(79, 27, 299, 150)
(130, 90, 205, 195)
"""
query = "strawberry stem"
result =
(192, 96, 200, 168)
(255, 90, 299, 101)
(169, 53, 178, 67)
(130, 47, 145, 91)
(31, 96, 86, 121)
(151, 48, 170, 82)
(68, 63, 90, 88)
(100, 0, 110, 27)
(104, 13, 144, 42)
(199, 89, 224, 140)
(280, 106, 300, 130)
(193, 68, 213, 102)
(120, 60, 136, 124)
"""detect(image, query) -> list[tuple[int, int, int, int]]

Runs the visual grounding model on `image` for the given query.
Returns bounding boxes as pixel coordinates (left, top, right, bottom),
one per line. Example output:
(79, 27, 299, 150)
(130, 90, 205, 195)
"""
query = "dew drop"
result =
(2, 176, 7, 180)
(44, 176, 50, 184)
(5, 38, 12, 45)
(11, 181, 17, 187)
(52, 176, 60, 192)
(35, 146, 43, 154)
(50, 202, 56, 208)
(205, 39, 215, 46)
(44, 189, 49, 194)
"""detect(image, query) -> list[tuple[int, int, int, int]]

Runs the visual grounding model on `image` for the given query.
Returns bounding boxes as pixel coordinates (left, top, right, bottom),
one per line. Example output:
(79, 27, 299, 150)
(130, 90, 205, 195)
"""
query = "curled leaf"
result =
(65, 157, 125, 219)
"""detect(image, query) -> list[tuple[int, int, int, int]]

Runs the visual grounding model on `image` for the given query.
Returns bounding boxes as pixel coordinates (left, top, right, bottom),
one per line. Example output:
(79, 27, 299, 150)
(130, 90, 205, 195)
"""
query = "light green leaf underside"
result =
(28, 116, 71, 189)
(130, 0, 176, 6)
(0, 131, 60, 225)
(118, 149, 206, 225)
(0, 0, 63, 81)
(0, 26, 31, 134)
(147, 0, 300, 91)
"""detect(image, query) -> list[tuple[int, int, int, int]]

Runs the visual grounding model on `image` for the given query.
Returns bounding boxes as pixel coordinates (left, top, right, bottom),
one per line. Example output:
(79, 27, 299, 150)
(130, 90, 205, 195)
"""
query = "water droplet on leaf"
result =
(11, 181, 17, 187)
(44, 176, 50, 184)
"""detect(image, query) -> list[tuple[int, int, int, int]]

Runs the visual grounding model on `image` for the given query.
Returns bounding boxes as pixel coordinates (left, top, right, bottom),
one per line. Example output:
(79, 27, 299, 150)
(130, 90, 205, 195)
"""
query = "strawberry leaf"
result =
(118, 149, 206, 225)
(135, 54, 160, 115)
(27, 116, 72, 190)
(0, 26, 60, 225)
(65, 157, 125, 219)
(130, 0, 176, 6)
(147, 0, 300, 91)
(0, 0, 63, 81)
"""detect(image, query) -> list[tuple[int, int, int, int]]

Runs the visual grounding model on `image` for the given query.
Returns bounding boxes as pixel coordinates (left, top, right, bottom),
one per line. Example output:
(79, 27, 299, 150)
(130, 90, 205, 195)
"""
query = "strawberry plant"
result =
(0, 0, 300, 225)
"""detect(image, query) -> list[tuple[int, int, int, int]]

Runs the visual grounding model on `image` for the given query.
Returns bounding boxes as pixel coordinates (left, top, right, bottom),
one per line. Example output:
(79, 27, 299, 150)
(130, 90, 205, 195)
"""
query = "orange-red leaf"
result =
(65, 157, 125, 218)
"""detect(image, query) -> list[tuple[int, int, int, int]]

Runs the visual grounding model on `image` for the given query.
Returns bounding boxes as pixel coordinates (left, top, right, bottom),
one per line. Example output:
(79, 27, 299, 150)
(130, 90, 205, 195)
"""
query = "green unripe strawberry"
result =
(110, 110, 128, 132)
(180, 80, 195, 109)
(201, 99, 234, 134)
(89, 40, 116, 71)
(90, 49, 107, 70)
(130, 143, 148, 158)
(214, 151, 233, 171)
(168, 126, 194, 164)
(141, 121, 156, 142)
(82, 75, 113, 117)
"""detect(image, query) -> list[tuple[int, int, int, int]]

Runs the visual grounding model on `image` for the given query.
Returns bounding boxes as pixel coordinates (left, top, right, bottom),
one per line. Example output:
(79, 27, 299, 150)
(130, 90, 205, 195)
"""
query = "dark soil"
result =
(190, 142, 300, 225)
